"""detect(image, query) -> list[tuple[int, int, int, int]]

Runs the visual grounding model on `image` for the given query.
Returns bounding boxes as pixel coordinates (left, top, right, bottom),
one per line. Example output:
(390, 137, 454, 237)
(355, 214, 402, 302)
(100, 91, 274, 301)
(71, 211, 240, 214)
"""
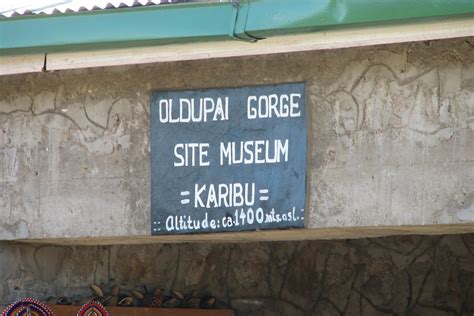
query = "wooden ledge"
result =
(51, 305, 234, 316)
(10, 223, 474, 246)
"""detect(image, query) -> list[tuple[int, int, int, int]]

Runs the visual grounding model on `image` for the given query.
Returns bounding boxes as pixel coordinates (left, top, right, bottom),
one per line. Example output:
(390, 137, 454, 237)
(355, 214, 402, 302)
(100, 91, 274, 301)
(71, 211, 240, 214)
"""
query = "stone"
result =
(0, 234, 472, 314)
(227, 243, 271, 298)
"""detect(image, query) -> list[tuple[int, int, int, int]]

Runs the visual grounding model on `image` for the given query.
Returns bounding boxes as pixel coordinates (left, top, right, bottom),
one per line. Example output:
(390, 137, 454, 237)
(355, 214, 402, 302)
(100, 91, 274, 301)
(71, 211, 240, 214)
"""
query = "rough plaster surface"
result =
(0, 38, 473, 240)
(1, 234, 474, 315)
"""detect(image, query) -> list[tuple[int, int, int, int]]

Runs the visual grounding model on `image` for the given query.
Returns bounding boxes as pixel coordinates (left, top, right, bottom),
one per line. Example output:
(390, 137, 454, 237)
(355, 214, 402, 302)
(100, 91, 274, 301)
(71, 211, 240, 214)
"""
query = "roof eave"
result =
(0, 0, 473, 71)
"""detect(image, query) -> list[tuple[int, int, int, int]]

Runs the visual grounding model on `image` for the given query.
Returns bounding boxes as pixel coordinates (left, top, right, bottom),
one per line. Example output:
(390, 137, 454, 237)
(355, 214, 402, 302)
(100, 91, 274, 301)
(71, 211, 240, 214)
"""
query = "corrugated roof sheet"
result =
(0, 0, 217, 18)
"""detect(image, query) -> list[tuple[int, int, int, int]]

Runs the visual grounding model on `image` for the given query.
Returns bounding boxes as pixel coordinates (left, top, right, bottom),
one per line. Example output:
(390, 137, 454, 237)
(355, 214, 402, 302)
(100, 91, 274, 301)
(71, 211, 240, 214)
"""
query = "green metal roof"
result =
(1, 0, 474, 56)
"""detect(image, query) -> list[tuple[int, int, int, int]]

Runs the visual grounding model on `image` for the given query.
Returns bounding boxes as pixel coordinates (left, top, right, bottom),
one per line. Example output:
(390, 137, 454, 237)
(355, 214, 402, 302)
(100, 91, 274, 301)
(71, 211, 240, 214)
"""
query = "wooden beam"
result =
(1, 17, 472, 76)
(14, 223, 474, 246)
(50, 305, 235, 316)
(45, 17, 474, 72)
(0, 54, 45, 75)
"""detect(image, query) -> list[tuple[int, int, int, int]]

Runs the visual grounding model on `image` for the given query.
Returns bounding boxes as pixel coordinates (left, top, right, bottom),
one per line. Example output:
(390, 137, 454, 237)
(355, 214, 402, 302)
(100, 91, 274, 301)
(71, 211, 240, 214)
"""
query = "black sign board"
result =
(151, 82, 306, 235)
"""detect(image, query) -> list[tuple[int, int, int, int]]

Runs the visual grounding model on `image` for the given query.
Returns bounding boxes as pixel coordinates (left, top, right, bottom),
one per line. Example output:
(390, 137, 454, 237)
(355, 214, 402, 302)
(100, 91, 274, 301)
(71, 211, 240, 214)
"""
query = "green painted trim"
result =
(1, 0, 474, 56)
(233, 0, 260, 42)
(0, 3, 238, 55)
(244, 0, 474, 37)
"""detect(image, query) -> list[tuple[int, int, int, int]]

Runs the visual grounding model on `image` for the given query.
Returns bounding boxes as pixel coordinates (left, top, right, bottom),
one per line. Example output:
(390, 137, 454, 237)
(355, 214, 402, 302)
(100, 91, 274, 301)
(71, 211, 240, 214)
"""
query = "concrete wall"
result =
(0, 37, 473, 240)
(1, 234, 474, 315)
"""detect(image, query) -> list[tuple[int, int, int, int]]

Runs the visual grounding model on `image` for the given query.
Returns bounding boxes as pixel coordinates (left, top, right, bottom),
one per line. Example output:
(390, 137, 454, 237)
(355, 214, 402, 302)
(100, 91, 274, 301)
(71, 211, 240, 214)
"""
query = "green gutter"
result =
(0, 3, 238, 55)
(1, 0, 474, 56)
(242, 0, 474, 37)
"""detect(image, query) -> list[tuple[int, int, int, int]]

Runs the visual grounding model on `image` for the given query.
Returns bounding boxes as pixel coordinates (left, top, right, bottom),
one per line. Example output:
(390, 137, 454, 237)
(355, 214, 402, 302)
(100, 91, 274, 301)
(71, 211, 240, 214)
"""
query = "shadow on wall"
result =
(0, 234, 474, 315)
